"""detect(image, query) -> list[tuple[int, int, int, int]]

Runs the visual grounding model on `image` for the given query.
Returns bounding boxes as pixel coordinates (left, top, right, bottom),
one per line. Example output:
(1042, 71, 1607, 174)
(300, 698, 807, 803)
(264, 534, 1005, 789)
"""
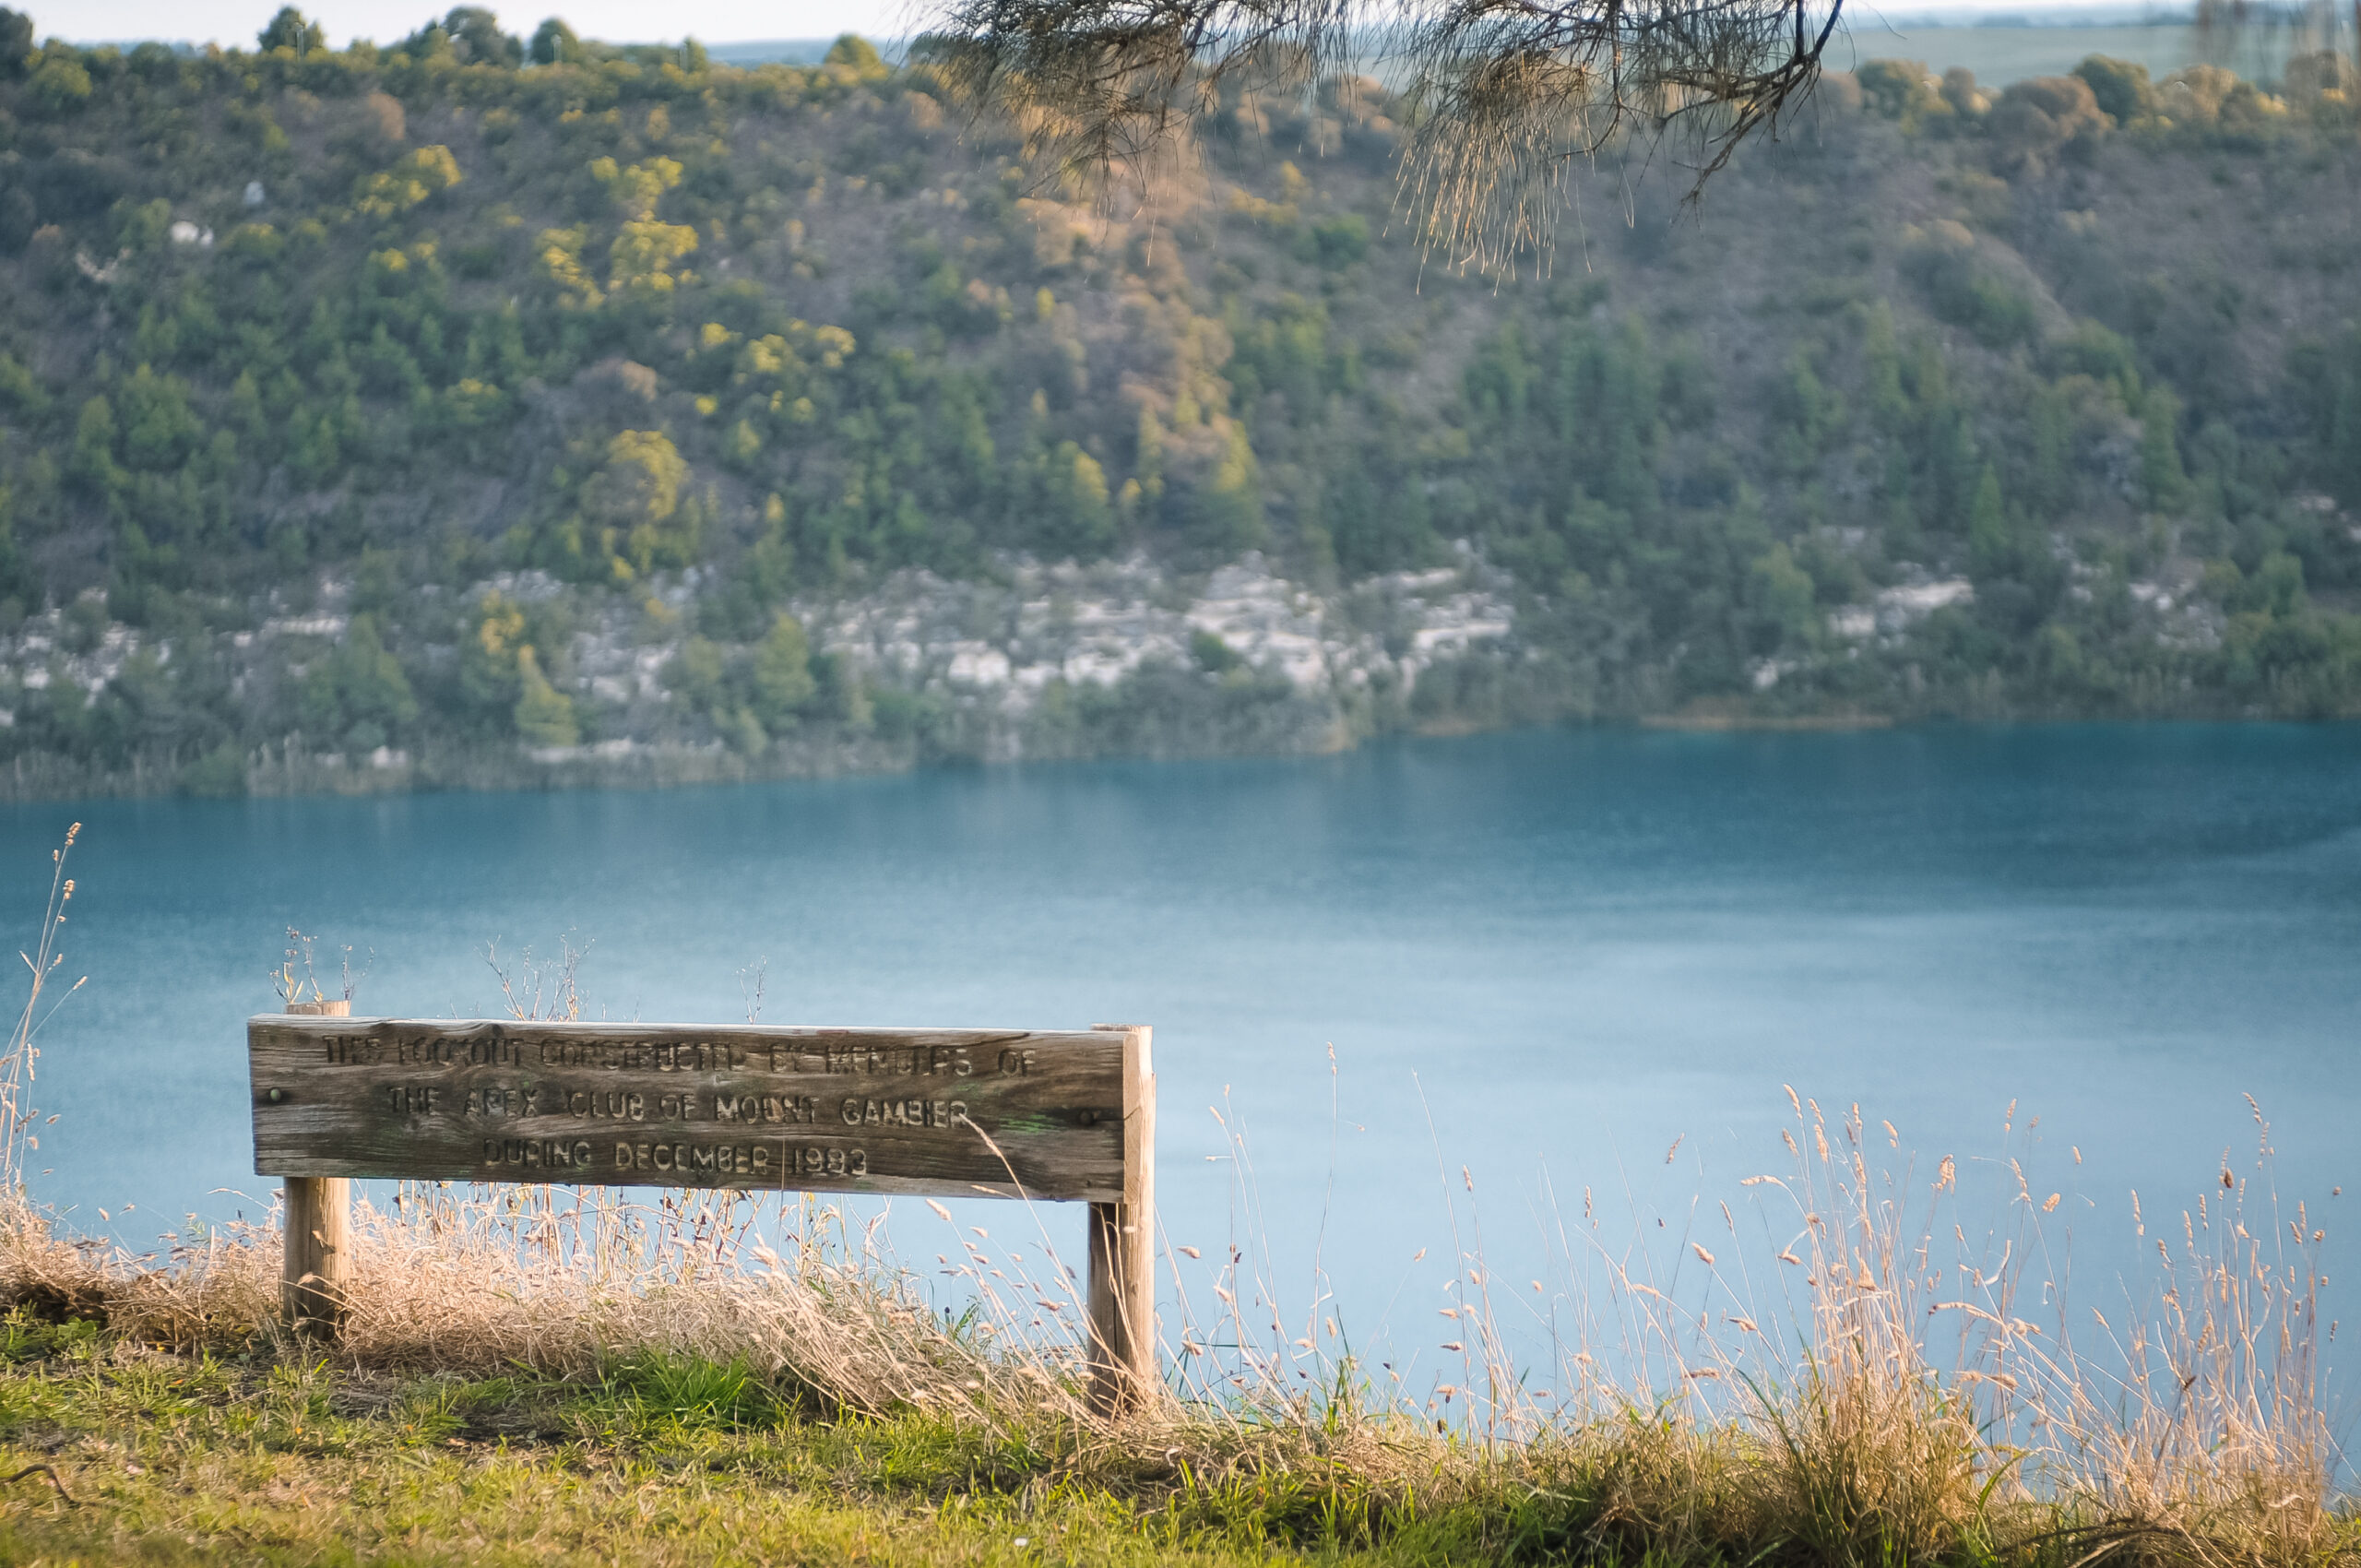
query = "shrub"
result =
(2072, 54, 2157, 125)
(1903, 227, 2038, 348)
(1987, 76, 2108, 175)
(1857, 59, 1947, 127)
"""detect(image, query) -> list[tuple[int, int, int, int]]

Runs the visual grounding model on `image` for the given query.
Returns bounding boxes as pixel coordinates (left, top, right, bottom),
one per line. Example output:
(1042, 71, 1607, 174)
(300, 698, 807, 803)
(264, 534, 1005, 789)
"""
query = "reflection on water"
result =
(6, 722, 2358, 1385)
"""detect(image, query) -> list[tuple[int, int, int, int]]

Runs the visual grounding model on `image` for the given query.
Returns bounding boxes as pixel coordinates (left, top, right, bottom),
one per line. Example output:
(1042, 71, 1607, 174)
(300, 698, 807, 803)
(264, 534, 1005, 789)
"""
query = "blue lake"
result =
(6, 723, 2358, 1386)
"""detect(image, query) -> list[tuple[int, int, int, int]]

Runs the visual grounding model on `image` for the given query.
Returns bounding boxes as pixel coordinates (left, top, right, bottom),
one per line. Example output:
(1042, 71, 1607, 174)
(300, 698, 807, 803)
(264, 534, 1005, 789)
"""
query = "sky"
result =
(50, 0, 2178, 51)
(56, 0, 916, 49)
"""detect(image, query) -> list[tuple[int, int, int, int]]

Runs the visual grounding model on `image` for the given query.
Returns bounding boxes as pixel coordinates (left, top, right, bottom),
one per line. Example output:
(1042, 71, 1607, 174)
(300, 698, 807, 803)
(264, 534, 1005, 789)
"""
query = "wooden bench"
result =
(250, 1013, 1157, 1413)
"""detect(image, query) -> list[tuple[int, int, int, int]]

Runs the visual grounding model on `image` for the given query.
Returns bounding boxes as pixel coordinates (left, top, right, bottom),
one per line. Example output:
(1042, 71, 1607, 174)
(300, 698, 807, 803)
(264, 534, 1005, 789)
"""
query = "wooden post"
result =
(280, 999, 350, 1340)
(1086, 1024, 1156, 1417)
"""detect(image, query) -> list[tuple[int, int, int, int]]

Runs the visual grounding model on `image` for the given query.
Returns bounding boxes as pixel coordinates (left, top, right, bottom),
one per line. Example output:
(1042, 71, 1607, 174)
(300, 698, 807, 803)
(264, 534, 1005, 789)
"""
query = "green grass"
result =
(0, 1309, 2353, 1566)
(0, 1314, 1591, 1566)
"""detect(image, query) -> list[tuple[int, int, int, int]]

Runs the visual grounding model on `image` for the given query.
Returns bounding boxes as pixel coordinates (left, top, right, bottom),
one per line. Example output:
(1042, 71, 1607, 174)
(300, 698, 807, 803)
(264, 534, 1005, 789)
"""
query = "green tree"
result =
(117, 366, 202, 471)
(513, 647, 579, 746)
(441, 6, 523, 65)
(1966, 465, 2011, 577)
(28, 46, 90, 113)
(459, 590, 528, 720)
(2139, 388, 2188, 512)
(2330, 351, 2361, 507)
(298, 614, 419, 751)
(1193, 423, 1264, 555)
(2248, 550, 2307, 617)
(824, 33, 888, 80)
(527, 16, 581, 62)
(1038, 441, 1115, 559)
(1772, 347, 1846, 474)
(1858, 59, 1948, 124)
(750, 612, 816, 723)
(257, 6, 326, 53)
(0, 9, 32, 78)
(2072, 55, 2156, 125)
(70, 396, 124, 497)
(1748, 542, 1819, 652)
(666, 636, 724, 712)
(1862, 303, 1910, 434)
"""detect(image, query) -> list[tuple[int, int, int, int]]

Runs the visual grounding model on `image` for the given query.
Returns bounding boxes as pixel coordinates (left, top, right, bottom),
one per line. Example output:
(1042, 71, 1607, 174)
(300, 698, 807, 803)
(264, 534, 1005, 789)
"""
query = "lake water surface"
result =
(6, 723, 2358, 1384)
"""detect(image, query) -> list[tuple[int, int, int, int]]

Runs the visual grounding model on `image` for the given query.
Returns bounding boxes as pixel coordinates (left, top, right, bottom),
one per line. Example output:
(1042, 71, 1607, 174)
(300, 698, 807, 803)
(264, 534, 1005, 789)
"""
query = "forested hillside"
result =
(1, 7, 2358, 798)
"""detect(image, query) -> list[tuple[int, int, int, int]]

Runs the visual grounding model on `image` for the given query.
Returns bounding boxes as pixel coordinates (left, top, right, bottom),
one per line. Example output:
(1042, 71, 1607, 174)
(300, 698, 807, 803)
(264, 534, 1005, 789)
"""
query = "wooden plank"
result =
(248, 1018, 1128, 1203)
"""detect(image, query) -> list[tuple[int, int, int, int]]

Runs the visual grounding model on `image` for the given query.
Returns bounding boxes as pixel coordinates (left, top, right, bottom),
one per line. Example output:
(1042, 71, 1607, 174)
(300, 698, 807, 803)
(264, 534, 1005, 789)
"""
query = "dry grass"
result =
(0, 831, 2350, 1566)
(0, 1093, 2338, 1566)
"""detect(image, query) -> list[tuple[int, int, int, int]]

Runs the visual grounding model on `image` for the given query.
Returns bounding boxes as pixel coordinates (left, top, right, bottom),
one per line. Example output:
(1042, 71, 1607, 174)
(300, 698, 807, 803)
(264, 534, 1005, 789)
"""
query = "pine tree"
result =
(513, 647, 579, 748)
(751, 613, 817, 724)
(2139, 387, 2188, 513)
(1967, 465, 2011, 578)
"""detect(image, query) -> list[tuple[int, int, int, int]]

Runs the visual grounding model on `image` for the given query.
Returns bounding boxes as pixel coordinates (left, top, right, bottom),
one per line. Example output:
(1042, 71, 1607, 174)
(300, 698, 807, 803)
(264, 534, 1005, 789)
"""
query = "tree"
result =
(1966, 465, 2011, 577)
(571, 429, 701, 579)
(1038, 440, 1114, 559)
(69, 396, 123, 496)
(513, 647, 578, 746)
(750, 612, 816, 723)
(824, 33, 888, 79)
(257, 6, 326, 53)
(2327, 339, 2361, 509)
(527, 15, 580, 64)
(441, 6, 523, 65)
(1857, 60, 1945, 124)
(460, 590, 528, 719)
(586, 430, 679, 521)
(2072, 54, 2156, 125)
(0, 7, 34, 77)
(2139, 387, 2188, 512)
(930, 0, 1845, 269)
(1748, 542, 1818, 652)
(1988, 75, 2107, 175)
(1193, 422, 1264, 555)
(27, 44, 89, 113)
(299, 614, 419, 751)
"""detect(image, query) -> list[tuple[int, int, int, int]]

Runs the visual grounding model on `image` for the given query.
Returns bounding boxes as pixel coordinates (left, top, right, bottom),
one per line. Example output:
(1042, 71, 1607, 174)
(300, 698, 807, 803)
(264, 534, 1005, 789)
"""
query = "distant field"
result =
(701, 22, 2295, 87)
(1833, 20, 2329, 84)
(67, 23, 2290, 86)
(704, 38, 850, 65)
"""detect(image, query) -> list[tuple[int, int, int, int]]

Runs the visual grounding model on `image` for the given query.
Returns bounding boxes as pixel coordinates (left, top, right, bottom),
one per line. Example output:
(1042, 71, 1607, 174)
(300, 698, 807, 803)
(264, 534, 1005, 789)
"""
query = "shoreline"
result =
(5, 707, 2355, 808)
(1636, 710, 1899, 732)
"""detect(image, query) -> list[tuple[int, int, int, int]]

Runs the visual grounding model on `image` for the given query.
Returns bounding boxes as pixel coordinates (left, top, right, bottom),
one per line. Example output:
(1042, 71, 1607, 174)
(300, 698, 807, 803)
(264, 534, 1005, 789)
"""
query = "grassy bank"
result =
(0, 1132, 2343, 1568)
(0, 1290, 2348, 1567)
(0, 1322, 1753, 1567)
(0, 1325, 1554, 1567)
